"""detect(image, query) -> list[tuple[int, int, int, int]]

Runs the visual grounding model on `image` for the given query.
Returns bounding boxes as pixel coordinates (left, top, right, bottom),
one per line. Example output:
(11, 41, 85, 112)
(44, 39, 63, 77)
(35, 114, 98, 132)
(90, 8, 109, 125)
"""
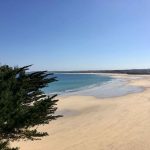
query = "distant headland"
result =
(53, 69, 150, 75)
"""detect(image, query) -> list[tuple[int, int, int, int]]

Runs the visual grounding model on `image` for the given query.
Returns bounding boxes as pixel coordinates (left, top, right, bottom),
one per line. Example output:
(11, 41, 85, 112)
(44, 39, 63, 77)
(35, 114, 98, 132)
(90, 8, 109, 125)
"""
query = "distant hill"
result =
(53, 69, 150, 75)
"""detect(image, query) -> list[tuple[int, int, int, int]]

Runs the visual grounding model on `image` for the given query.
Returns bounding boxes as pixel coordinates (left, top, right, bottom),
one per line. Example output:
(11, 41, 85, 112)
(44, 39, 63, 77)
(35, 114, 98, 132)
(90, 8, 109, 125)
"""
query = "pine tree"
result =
(0, 65, 62, 149)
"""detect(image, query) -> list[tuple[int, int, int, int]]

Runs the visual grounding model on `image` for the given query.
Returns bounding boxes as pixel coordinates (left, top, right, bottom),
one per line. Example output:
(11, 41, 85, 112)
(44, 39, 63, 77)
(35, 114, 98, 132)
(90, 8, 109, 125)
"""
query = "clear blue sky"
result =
(0, 0, 150, 71)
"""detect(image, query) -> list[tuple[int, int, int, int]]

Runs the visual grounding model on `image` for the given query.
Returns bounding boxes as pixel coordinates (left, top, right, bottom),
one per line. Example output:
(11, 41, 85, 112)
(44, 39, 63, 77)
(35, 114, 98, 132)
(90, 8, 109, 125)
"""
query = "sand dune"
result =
(12, 74, 150, 150)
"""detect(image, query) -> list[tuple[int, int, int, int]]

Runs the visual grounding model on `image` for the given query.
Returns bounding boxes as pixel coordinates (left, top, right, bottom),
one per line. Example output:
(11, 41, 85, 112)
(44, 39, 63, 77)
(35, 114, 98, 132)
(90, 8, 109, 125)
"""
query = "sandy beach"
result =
(12, 74, 150, 150)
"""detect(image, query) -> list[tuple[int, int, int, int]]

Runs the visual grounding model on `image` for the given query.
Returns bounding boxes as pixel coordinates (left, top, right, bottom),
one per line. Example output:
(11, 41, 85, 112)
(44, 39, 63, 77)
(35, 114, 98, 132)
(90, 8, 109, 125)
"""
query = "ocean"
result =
(43, 73, 143, 98)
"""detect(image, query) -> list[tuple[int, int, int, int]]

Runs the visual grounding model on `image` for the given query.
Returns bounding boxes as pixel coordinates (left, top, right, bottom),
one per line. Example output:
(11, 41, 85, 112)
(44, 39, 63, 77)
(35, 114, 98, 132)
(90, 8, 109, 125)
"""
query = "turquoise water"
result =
(44, 73, 113, 94)
(43, 73, 143, 98)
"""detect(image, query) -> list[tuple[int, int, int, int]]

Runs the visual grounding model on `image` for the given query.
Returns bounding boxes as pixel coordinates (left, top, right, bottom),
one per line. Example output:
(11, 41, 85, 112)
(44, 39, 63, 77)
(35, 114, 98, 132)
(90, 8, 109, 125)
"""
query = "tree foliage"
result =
(0, 65, 61, 149)
(0, 140, 18, 150)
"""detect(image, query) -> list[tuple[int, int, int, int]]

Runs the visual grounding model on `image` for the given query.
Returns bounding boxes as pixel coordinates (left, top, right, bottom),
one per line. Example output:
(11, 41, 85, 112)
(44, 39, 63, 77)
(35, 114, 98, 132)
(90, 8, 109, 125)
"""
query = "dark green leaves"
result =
(0, 65, 62, 149)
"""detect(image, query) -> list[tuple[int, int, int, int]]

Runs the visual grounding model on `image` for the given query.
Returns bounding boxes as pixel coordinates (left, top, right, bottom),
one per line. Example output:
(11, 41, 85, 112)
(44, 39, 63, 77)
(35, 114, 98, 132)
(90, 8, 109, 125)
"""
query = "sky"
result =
(0, 0, 150, 71)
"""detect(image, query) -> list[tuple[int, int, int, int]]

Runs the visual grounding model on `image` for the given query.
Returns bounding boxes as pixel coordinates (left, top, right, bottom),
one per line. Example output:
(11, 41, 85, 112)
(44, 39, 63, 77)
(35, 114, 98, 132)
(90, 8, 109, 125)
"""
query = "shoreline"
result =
(12, 74, 150, 150)
(60, 73, 144, 99)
